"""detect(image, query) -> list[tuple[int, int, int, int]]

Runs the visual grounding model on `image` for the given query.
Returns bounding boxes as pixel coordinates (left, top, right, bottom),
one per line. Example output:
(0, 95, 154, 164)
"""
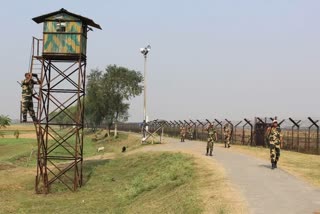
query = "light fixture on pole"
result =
(140, 45, 151, 143)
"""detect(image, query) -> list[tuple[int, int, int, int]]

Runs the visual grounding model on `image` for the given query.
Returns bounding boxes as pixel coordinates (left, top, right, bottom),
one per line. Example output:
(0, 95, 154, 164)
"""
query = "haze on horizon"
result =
(0, 0, 319, 123)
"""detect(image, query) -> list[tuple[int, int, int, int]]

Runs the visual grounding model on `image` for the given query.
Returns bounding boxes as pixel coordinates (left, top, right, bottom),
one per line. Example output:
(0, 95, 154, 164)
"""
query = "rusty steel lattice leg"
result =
(35, 58, 86, 194)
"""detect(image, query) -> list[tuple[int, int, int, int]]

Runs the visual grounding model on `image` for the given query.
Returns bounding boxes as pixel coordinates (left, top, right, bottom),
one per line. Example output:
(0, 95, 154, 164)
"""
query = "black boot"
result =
(271, 161, 275, 169)
(274, 161, 277, 168)
(206, 148, 209, 156)
(228, 144, 231, 148)
(209, 149, 213, 156)
(22, 115, 27, 123)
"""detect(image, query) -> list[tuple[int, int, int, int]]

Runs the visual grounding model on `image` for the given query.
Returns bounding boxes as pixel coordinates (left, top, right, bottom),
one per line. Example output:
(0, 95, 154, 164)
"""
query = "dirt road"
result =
(138, 137, 320, 214)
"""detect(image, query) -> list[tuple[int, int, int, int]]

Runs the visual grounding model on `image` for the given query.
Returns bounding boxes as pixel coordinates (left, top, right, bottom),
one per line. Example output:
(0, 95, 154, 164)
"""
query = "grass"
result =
(86, 131, 141, 155)
(0, 130, 34, 135)
(52, 128, 141, 156)
(1, 124, 37, 131)
(0, 124, 38, 139)
(0, 125, 247, 213)
(0, 138, 36, 163)
(0, 152, 203, 214)
(0, 125, 141, 168)
(230, 144, 320, 187)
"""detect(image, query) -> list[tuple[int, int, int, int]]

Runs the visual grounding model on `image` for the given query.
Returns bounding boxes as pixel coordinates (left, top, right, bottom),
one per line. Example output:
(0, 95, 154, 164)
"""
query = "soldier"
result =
(188, 125, 194, 140)
(180, 125, 186, 142)
(21, 73, 41, 123)
(205, 124, 217, 156)
(266, 120, 282, 169)
(223, 123, 232, 148)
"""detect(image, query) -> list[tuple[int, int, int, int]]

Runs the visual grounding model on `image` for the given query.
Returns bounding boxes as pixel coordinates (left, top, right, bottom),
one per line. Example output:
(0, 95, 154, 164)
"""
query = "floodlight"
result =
(140, 45, 151, 56)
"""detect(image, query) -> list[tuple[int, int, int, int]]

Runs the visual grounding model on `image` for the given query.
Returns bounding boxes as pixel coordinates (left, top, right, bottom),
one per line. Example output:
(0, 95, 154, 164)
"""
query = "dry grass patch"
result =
(2, 124, 35, 131)
(2, 133, 37, 139)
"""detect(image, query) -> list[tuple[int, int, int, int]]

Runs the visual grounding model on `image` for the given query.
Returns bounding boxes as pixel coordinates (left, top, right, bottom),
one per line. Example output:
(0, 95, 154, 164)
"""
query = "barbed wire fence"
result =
(114, 116, 319, 155)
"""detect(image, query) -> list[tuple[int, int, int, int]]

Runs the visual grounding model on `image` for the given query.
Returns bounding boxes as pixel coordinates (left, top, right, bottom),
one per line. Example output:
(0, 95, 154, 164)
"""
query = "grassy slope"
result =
(0, 153, 202, 214)
(0, 125, 246, 213)
(0, 127, 200, 213)
(230, 144, 320, 187)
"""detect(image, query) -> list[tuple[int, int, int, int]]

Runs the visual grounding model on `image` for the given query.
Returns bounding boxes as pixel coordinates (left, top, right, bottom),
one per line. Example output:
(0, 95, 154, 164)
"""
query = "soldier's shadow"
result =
(258, 164, 272, 169)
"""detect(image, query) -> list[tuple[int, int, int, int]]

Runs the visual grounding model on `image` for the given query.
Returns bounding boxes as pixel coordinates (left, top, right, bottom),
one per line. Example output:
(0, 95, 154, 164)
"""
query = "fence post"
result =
(234, 121, 242, 145)
(174, 121, 180, 137)
(167, 121, 172, 137)
(214, 119, 223, 141)
(243, 119, 253, 146)
(289, 118, 301, 152)
(197, 120, 205, 141)
(255, 117, 267, 147)
(308, 117, 319, 154)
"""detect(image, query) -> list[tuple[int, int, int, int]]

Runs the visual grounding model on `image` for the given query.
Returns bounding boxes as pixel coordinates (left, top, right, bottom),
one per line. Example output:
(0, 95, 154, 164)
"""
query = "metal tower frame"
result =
(35, 56, 86, 193)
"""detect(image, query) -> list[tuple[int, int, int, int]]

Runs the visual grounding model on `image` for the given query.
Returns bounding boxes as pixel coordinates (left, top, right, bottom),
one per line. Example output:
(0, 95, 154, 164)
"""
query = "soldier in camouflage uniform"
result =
(223, 123, 232, 148)
(266, 120, 282, 169)
(21, 73, 41, 123)
(205, 124, 217, 156)
(188, 125, 194, 140)
(180, 125, 186, 142)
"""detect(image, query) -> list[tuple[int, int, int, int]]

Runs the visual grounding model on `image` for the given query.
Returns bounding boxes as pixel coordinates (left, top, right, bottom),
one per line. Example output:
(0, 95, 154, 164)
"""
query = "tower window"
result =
(56, 22, 66, 32)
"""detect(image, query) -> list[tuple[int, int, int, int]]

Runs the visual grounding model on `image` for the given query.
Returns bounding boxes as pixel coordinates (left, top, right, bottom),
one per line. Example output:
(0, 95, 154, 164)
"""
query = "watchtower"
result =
(31, 8, 101, 193)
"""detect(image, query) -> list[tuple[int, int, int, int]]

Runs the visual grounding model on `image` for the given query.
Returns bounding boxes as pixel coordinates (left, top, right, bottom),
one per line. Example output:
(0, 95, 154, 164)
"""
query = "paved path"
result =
(139, 137, 320, 214)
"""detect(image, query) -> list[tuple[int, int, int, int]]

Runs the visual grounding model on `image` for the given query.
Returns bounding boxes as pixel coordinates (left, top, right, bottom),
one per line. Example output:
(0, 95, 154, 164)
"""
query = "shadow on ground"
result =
(258, 164, 272, 169)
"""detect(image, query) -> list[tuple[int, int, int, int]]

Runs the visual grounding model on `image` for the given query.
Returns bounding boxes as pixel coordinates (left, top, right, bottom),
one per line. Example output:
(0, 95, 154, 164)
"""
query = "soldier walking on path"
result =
(188, 125, 194, 140)
(180, 125, 186, 142)
(21, 73, 41, 123)
(223, 123, 232, 148)
(205, 124, 217, 156)
(266, 120, 282, 169)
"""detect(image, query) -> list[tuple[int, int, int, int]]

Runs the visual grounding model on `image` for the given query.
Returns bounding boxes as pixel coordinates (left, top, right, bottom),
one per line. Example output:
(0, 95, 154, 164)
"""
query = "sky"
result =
(0, 0, 319, 123)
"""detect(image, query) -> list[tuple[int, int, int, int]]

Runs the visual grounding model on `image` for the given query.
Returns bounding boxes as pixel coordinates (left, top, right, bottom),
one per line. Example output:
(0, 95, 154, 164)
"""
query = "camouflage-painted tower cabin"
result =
(32, 8, 101, 60)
